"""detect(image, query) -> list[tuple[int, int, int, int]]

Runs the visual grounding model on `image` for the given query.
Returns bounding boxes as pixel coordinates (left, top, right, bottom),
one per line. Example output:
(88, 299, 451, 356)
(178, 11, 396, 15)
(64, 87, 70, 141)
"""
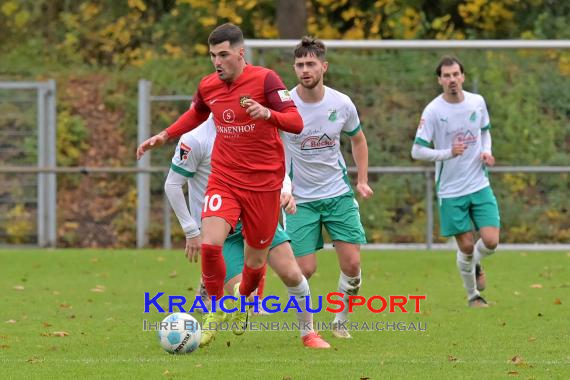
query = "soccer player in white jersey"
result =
(164, 116, 330, 348)
(281, 37, 374, 339)
(411, 56, 500, 308)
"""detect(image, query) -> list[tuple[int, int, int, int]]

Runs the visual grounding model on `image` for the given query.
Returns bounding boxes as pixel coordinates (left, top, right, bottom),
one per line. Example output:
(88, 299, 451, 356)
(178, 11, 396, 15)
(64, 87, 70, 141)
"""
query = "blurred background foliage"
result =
(0, 0, 568, 246)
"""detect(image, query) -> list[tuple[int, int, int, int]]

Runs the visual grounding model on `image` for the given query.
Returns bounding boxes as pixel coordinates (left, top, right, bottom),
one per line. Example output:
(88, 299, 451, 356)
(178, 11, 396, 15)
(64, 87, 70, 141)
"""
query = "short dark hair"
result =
(208, 23, 244, 46)
(294, 36, 326, 60)
(436, 56, 464, 76)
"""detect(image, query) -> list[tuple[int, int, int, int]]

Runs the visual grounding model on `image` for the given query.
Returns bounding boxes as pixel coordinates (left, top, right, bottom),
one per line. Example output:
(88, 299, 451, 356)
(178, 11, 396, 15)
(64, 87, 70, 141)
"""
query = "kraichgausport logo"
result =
(144, 292, 427, 314)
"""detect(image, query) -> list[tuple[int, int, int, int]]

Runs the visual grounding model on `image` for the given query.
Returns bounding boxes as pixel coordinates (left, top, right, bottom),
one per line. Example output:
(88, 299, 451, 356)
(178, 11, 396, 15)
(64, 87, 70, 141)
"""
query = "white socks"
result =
(474, 238, 495, 264)
(456, 250, 479, 300)
(287, 276, 313, 337)
(333, 270, 362, 324)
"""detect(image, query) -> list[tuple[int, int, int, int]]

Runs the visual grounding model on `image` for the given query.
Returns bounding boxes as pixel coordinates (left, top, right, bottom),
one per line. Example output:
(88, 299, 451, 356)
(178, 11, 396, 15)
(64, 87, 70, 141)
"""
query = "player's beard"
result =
(300, 74, 322, 90)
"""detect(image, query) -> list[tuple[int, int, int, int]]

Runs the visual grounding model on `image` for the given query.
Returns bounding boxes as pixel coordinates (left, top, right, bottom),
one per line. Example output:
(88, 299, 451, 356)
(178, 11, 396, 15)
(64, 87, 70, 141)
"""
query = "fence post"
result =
(46, 80, 57, 247)
(37, 86, 47, 247)
(425, 170, 433, 250)
(137, 80, 152, 248)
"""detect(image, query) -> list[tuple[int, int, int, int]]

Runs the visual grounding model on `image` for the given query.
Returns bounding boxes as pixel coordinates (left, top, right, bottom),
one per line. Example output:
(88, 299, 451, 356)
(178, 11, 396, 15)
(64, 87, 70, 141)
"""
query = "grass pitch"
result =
(0, 249, 568, 379)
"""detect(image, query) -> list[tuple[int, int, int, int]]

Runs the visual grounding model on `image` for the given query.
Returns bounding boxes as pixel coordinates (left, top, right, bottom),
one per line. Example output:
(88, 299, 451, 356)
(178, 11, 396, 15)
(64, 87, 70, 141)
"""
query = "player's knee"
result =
(278, 267, 303, 287)
(302, 265, 316, 280)
(458, 243, 474, 255)
(482, 237, 499, 251)
(342, 261, 361, 278)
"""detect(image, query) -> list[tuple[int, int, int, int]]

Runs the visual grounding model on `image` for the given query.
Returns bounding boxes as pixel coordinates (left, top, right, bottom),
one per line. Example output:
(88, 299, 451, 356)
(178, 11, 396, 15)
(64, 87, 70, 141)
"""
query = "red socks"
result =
(201, 244, 225, 299)
(239, 264, 266, 298)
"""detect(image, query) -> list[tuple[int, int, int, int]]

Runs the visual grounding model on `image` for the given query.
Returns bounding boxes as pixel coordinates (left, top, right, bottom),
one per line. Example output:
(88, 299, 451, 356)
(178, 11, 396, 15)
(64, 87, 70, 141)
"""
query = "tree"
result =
(276, 0, 307, 38)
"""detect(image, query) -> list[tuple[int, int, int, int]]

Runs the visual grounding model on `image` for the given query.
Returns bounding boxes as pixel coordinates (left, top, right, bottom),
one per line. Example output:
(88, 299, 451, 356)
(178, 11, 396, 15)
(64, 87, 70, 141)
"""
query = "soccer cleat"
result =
(199, 309, 226, 347)
(231, 283, 249, 335)
(475, 263, 486, 291)
(468, 295, 489, 308)
(302, 332, 330, 349)
(331, 321, 352, 339)
(194, 281, 211, 314)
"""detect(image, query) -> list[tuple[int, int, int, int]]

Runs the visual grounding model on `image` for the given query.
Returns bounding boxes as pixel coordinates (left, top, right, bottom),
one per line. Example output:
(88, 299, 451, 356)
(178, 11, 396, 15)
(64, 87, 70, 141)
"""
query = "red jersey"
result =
(166, 65, 303, 191)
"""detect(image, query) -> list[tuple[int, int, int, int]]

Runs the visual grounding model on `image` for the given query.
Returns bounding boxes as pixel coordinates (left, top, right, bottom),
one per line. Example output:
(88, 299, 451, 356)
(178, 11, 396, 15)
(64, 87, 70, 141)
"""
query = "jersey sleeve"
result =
(264, 71, 297, 112)
(480, 97, 491, 131)
(414, 108, 435, 148)
(341, 99, 361, 136)
(170, 133, 203, 178)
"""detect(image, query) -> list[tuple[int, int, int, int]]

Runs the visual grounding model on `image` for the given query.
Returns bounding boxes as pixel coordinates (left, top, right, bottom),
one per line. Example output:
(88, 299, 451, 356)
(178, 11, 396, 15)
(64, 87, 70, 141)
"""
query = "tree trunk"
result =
(276, 0, 307, 39)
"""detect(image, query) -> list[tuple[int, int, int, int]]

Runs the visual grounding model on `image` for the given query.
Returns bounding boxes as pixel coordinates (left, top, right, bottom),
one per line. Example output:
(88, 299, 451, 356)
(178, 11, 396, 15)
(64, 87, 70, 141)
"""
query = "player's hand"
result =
(136, 131, 169, 160)
(243, 99, 271, 120)
(185, 235, 201, 263)
(356, 182, 374, 199)
(451, 143, 466, 157)
(481, 152, 495, 166)
(280, 192, 296, 214)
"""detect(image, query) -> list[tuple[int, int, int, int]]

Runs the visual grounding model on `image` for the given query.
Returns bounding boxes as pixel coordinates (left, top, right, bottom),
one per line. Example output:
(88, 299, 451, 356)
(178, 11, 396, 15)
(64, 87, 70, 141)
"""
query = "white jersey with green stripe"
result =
(170, 117, 215, 222)
(414, 91, 491, 198)
(282, 86, 362, 204)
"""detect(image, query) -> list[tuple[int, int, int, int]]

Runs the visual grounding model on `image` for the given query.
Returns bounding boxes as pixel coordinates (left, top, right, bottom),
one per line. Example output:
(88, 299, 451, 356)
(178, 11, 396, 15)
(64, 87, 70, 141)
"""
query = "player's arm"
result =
(136, 90, 210, 160)
(164, 170, 201, 262)
(480, 128, 495, 166)
(411, 111, 463, 161)
(350, 130, 374, 199)
(280, 174, 296, 214)
(244, 71, 303, 134)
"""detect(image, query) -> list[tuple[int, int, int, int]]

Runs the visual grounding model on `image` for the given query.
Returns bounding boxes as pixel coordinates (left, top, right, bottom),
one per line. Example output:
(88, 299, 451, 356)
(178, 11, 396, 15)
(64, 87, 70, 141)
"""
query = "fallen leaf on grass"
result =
(507, 371, 519, 376)
(554, 298, 562, 305)
(510, 355, 524, 365)
(527, 336, 536, 342)
(226, 341, 231, 347)
(162, 369, 170, 375)
(529, 284, 543, 289)
(42, 322, 52, 328)
(5, 320, 17, 324)
(448, 354, 458, 362)
(52, 331, 69, 337)
(13, 285, 25, 291)
(169, 271, 178, 278)
(195, 364, 202, 368)
(59, 304, 72, 309)
(90, 285, 106, 293)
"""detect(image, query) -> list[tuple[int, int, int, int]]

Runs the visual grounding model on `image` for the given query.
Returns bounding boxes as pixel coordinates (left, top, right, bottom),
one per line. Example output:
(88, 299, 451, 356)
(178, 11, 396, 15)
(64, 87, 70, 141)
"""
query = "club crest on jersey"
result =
(469, 111, 477, 122)
(179, 143, 191, 161)
(328, 109, 338, 122)
(277, 89, 292, 102)
(239, 95, 251, 108)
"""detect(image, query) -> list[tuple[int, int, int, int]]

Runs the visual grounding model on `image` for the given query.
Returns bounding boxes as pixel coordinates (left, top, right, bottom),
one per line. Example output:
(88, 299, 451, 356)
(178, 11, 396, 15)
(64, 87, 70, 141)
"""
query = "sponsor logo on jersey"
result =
(301, 134, 335, 150)
(222, 109, 236, 123)
(277, 89, 292, 102)
(239, 95, 251, 108)
(179, 143, 191, 161)
(453, 130, 477, 145)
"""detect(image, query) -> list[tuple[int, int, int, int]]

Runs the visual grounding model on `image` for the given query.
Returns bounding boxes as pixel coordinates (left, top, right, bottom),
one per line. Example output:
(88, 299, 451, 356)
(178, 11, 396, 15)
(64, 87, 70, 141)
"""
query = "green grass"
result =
(0, 249, 569, 379)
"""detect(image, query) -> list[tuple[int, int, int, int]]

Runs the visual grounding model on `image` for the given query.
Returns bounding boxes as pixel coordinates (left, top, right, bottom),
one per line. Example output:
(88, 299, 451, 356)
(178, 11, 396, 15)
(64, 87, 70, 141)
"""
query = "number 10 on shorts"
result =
(203, 194, 222, 212)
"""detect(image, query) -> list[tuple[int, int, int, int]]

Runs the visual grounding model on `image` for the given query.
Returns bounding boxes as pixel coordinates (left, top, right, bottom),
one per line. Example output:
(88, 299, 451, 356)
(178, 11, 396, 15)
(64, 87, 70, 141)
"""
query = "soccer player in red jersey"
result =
(136, 23, 304, 345)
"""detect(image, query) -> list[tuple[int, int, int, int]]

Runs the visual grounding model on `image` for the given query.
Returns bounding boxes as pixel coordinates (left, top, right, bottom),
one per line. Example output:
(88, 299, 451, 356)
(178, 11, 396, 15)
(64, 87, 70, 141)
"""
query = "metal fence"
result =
(0, 81, 57, 247)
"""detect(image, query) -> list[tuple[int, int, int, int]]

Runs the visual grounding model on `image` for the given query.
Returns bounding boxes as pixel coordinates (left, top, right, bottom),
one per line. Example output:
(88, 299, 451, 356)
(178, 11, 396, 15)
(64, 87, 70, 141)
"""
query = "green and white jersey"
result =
(170, 117, 216, 222)
(283, 86, 361, 204)
(414, 91, 491, 198)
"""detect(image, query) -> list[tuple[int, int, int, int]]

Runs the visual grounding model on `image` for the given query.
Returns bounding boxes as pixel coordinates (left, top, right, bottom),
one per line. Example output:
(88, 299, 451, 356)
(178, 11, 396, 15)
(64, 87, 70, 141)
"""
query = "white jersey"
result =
(414, 91, 491, 198)
(283, 86, 361, 203)
(170, 117, 216, 223)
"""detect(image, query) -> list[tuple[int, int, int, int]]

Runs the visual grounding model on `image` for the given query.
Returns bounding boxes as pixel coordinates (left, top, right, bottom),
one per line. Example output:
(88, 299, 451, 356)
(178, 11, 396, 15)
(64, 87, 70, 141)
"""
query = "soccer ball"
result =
(158, 313, 201, 354)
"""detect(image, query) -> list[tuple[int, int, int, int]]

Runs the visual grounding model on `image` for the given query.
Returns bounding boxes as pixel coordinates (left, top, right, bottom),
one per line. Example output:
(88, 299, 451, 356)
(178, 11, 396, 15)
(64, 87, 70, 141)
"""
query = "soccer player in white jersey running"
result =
(164, 116, 330, 348)
(281, 37, 374, 339)
(411, 56, 500, 308)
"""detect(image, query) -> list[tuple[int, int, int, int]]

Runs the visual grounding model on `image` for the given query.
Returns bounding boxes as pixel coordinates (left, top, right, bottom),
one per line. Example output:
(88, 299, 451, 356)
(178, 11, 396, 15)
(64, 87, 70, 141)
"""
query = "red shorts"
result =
(202, 175, 281, 249)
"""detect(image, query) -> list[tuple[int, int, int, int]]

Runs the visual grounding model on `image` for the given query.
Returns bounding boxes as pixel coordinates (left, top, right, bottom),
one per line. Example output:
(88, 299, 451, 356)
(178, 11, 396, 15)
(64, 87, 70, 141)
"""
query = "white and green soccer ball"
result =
(158, 313, 201, 354)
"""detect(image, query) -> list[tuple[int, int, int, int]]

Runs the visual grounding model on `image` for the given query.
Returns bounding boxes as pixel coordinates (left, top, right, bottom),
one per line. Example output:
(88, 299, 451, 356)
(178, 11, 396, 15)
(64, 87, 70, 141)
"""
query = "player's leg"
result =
(323, 194, 367, 338)
(284, 200, 324, 278)
(231, 189, 280, 335)
(471, 186, 501, 291)
(199, 179, 241, 347)
(267, 228, 329, 348)
(440, 195, 486, 307)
